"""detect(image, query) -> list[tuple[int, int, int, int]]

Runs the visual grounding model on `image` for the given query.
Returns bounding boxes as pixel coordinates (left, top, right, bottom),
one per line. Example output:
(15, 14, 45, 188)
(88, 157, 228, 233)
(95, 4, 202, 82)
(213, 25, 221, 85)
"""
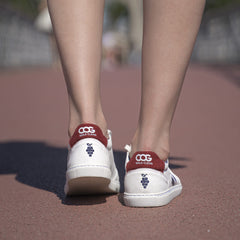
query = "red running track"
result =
(0, 64, 239, 239)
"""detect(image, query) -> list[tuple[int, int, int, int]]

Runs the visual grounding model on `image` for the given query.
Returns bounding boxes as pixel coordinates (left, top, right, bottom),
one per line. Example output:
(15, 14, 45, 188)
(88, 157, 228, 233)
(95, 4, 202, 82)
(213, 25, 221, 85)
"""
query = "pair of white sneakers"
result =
(64, 123, 182, 207)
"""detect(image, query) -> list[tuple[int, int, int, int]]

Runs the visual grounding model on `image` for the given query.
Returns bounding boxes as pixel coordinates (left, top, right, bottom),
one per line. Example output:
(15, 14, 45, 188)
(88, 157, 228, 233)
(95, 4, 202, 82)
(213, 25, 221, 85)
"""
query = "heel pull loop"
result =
(124, 144, 132, 168)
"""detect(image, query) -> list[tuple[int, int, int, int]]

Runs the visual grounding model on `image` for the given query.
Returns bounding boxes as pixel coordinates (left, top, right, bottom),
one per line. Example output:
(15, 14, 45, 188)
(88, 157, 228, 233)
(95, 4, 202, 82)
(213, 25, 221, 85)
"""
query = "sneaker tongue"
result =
(69, 123, 108, 148)
(126, 151, 165, 173)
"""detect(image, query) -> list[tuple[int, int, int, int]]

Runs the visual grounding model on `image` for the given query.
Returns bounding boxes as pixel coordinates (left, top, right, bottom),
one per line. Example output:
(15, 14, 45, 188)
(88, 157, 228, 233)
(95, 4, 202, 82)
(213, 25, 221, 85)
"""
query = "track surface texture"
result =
(0, 64, 239, 240)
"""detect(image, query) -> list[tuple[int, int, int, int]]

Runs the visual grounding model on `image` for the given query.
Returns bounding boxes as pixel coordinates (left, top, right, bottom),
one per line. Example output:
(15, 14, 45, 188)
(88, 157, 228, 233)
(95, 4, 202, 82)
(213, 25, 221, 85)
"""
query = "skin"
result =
(47, 0, 206, 160)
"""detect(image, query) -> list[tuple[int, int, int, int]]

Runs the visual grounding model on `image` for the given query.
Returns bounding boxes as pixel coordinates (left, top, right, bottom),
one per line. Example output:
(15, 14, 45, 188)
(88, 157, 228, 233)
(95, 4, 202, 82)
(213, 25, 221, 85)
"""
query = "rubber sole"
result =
(123, 184, 182, 207)
(64, 166, 119, 195)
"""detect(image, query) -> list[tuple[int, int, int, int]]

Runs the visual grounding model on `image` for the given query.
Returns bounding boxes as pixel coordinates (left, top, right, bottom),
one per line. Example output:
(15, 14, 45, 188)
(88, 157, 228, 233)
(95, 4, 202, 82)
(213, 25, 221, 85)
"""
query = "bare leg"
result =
(131, 0, 206, 160)
(47, 0, 107, 137)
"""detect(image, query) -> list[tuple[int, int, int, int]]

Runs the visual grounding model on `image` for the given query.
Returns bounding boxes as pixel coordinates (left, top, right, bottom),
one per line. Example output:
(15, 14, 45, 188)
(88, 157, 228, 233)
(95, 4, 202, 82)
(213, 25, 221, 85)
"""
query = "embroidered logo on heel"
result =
(141, 174, 149, 189)
(86, 143, 94, 157)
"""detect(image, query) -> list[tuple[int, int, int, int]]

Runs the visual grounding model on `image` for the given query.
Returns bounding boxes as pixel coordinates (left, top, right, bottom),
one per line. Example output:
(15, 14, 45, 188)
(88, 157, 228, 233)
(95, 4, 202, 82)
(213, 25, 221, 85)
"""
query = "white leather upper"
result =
(124, 144, 181, 194)
(67, 138, 110, 170)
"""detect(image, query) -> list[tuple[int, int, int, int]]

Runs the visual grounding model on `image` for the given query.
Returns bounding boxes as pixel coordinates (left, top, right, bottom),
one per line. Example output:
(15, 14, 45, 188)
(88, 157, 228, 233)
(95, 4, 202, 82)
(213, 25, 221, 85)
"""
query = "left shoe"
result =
(123, 145, 182, 207)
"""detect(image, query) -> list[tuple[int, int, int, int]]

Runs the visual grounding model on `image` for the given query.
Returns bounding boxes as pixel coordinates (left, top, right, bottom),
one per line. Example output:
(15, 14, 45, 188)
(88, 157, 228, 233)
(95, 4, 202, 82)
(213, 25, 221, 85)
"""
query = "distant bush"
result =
(205, 0, 240, 12)
(1, 0, 41, 19)
(106, 1, 129, 26)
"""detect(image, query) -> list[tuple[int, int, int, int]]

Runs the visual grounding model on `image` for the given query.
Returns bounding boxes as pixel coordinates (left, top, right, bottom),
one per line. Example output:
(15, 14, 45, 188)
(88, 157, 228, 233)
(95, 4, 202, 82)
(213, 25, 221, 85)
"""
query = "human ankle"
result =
(130, 129, 170, 161)
(131, 143, 170, 162)
(68, 114, 108, 138)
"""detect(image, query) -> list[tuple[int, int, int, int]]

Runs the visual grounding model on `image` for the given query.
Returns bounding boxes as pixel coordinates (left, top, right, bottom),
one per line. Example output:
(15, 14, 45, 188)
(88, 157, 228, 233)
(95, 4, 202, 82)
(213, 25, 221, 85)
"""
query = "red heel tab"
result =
(69, 123, 108, 148)
(126, 151, 165, 173)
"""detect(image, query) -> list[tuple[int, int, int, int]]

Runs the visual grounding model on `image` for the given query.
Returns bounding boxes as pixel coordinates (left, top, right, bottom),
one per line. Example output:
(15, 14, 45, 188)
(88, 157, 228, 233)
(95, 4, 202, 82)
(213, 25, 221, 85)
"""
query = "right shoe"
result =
(123, 145, 182, 207)
(64, 123, 120, 196)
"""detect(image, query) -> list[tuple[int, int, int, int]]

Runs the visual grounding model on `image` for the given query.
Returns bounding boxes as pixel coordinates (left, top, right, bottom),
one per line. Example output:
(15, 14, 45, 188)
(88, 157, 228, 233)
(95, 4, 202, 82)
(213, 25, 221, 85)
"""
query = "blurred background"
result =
(1, 0, 240, 69)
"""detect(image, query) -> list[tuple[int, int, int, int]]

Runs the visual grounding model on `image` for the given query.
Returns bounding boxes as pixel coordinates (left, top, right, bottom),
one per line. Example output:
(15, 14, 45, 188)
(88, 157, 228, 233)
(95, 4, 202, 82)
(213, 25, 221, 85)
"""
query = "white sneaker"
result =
(64, 123, 120, 195)
(123, 145, 182, 207)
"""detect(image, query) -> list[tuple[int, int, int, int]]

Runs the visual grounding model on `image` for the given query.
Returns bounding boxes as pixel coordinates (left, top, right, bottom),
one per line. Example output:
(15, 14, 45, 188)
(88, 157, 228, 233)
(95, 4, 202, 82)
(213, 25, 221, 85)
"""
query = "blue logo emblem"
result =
(86, 143, 94, 157)
(141, 174, 149, 189)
